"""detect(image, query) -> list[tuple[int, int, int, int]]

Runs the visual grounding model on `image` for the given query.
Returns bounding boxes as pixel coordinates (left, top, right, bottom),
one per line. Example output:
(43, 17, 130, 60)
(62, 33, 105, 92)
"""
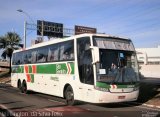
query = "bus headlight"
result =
(95, 86, 109, 92)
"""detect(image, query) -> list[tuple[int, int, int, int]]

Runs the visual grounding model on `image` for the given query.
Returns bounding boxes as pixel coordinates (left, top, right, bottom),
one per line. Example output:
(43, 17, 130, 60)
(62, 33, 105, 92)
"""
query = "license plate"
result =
(118, 96, 125, 99)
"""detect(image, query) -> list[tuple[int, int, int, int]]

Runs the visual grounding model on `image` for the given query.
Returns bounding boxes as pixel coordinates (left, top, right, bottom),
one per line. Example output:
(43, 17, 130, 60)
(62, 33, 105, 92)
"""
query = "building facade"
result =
(136, 45, 160, 65)
(136, 45, 160, 78)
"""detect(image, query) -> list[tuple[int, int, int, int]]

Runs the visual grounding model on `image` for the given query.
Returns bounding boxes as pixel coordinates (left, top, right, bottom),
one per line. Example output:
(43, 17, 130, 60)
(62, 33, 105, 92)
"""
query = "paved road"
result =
(0, 84, 160, 117)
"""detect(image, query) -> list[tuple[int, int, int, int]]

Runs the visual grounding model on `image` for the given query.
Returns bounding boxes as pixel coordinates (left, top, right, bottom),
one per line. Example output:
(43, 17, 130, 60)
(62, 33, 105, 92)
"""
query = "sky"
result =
(0, 0, 160, 49)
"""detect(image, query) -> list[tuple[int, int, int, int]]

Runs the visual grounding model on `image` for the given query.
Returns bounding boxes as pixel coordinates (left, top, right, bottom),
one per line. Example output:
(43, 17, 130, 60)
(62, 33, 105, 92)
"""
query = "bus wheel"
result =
(21, 81, 28, 94)
(17, 80, 21, 89)
(65, 86, 75, 105)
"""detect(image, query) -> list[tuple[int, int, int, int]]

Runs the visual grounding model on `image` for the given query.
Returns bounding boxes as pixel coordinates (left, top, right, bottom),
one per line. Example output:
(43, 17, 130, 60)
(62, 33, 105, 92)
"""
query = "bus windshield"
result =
(93, 36, 139, 84)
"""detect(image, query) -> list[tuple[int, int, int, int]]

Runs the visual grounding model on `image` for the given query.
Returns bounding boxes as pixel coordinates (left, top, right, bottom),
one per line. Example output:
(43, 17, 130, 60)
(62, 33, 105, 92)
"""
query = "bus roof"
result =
(13, 33, 131, 53)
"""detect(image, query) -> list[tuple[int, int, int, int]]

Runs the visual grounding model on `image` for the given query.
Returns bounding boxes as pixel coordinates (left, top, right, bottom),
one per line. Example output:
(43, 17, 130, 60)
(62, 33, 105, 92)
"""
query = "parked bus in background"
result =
(11, 33, 140, 105)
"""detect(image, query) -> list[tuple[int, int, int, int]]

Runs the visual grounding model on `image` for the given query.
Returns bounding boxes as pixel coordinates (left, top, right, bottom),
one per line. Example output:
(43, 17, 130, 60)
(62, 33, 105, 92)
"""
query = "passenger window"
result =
(31, 50, 37, 63)
(48, 44, 59, 62)
(23, 51, 30, 64)
(59, 41, 74, 61)
(37, 47, 47, 63)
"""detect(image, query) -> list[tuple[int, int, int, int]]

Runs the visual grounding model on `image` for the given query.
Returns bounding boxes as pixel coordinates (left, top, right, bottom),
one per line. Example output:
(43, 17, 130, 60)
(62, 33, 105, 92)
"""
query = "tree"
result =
(0, 32, 22, 73)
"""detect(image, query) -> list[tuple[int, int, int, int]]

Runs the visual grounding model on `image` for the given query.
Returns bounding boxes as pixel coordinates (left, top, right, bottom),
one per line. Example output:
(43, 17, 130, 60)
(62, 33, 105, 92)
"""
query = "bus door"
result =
(77, 37, 95, 102)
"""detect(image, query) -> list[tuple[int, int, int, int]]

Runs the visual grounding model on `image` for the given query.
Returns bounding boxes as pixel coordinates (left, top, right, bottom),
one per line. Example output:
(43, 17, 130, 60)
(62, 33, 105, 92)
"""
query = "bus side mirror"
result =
(90, 46, 100, 64)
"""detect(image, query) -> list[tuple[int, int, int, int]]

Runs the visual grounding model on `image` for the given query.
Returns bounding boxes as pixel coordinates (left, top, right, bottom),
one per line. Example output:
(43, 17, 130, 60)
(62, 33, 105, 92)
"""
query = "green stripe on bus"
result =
(12, 62, 75, 74)
(37, 64, 56, 74)
(12, 66, 24, 73)
(96, 82, 110, 88)
(17, 66, 24, 73)
(29, 66, 32, 73)
(70, 62, 74, 74)
(96, 82, 139, 89)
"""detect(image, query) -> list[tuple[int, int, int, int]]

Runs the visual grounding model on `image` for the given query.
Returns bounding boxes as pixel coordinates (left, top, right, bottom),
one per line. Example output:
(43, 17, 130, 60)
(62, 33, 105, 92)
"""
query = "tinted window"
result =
(23, 51, 30, 64)
(60, 41, 74, 61)
(31, 50, 37, 63)
(48, 44, 59, 62)
(37, 47, 47, 63)
(12, 40, 74, 65)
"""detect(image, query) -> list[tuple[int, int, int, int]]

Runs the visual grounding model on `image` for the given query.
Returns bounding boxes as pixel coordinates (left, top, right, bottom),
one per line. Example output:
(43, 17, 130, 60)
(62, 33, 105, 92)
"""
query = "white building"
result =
(136, 45, 160, 78)
(136, 45, 160, 65)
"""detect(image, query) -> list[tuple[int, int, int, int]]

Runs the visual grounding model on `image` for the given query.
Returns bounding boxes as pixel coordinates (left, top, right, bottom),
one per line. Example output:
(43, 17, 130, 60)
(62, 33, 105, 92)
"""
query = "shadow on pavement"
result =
(93, 102, 135, 108)
(137, 82, 160, 104)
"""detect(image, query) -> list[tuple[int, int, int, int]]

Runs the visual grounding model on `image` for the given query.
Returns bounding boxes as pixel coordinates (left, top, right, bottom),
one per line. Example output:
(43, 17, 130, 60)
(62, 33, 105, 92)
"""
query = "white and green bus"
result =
(11, 33, 140, 105)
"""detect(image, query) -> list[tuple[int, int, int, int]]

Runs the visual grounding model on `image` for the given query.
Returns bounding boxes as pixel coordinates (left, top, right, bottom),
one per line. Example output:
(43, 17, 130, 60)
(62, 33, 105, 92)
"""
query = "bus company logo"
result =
(56, 64, 67, 74)
(56, 64, 61, 71)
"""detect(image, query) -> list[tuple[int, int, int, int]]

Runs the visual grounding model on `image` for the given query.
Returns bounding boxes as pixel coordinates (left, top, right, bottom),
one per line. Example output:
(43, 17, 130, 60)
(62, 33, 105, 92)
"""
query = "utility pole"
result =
(24, 21, 27, 48)
(17, 9, 34, 48)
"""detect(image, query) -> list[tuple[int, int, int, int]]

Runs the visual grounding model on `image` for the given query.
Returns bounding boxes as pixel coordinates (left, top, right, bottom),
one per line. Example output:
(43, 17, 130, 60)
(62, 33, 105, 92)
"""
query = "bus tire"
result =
(65, 85, 76, 105)
(17, 80, 21, 89)
(21, 80, 28, 94)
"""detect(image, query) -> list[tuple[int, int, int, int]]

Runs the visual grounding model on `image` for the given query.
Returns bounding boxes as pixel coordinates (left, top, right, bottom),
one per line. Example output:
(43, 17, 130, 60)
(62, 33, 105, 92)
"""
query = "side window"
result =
(24, 51, 29, 64)
(18, 52, 22, 64)
(37, 47, 47, 63)
(48, 44, 59, 62)
(23, 51, 31, 64)
(28, 51, 32, 64)
(12, 53, 16, 65)
(12, 52, 23, 65)
(77, 37, 94, 85)
(59, 40, 74, 61)
(31, 50, 37, 63)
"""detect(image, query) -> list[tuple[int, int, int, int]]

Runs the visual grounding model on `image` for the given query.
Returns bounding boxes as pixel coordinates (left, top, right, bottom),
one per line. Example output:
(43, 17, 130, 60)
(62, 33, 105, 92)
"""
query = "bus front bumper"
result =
(93, 90, 139, 103)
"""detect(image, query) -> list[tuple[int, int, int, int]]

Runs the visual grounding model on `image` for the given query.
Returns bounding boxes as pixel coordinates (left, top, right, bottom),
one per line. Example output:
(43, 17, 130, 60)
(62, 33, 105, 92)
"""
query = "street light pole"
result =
(17, 9, 34, 24)
(17, 9, 34, 48)
(24, 21, 27, 48)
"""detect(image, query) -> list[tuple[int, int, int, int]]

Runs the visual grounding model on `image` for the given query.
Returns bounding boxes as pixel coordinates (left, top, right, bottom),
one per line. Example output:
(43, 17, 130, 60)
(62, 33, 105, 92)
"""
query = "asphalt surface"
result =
(0, 83, 160, 117)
